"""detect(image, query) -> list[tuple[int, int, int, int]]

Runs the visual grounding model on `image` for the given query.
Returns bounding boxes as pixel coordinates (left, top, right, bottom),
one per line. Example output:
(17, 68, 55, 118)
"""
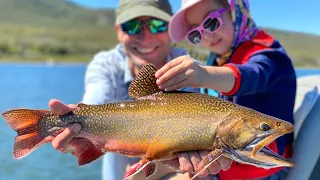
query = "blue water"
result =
(0, 63, 319, 180)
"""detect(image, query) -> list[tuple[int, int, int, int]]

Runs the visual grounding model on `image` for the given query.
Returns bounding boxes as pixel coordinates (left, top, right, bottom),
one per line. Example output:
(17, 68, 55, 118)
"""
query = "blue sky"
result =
(69, 0, 320, 35)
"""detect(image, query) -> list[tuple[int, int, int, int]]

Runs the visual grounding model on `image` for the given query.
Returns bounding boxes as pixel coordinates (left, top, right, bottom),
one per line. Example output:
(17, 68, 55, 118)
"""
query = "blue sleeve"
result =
(179, 86, 200, 93)
(230, 50, 291, 96)
(82, 52, 116, 105)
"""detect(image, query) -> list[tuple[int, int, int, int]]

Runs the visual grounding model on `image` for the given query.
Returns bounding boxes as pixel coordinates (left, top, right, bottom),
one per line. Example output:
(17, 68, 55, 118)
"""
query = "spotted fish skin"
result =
(2, 63, 294, 179)
(33, 91, 237, 157)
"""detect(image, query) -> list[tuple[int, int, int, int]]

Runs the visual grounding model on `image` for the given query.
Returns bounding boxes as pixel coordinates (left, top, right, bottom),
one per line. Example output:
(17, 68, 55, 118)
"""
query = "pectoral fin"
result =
(123, 157, 157, 180)
(74, 139, 104, 166)
(190, 149, 224, 180)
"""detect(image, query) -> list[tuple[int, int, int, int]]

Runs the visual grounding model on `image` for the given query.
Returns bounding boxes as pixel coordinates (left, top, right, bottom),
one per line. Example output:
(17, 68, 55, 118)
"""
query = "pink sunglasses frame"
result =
(184, 8, 227, 45)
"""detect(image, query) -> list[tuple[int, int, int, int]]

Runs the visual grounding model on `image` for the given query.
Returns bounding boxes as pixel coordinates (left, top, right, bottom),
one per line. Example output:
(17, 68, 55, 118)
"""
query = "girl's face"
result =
(185, 0, 234, 55)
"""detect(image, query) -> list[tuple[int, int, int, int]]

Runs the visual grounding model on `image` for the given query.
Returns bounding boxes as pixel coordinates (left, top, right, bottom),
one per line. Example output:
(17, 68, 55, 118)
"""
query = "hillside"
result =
(0, 0, 319, 67)
(0, 0, 115, 27)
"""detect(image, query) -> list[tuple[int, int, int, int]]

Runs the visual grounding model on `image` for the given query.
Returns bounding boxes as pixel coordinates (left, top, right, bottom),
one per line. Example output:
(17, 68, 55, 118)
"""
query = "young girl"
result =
(155, 0, 296, 179)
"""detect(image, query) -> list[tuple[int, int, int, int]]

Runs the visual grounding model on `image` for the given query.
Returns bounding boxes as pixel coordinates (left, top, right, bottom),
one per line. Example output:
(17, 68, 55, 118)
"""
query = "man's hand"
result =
(49, 99, 82, 153)
(162, 150, 232, 178)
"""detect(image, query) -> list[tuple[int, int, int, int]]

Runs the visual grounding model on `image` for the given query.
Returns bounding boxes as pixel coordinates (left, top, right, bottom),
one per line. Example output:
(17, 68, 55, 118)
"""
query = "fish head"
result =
(219, 107, 294, 157)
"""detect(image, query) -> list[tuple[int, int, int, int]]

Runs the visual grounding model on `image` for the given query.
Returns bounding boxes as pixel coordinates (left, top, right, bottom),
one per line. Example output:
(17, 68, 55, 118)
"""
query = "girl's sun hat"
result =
(169, 0, 203, 43)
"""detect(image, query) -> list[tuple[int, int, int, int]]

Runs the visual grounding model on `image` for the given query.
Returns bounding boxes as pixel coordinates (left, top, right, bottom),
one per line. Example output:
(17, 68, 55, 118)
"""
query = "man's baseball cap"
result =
(116, 0, 173, 25)
(169, 0, 203, 43)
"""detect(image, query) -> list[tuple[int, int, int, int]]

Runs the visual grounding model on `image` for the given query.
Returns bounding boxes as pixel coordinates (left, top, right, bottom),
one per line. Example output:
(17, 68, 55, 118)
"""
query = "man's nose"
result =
(136, 25, 152, 42)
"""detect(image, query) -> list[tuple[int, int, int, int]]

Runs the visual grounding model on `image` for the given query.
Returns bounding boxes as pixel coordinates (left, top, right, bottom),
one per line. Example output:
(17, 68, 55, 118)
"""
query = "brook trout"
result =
(2, 64, 294, 180)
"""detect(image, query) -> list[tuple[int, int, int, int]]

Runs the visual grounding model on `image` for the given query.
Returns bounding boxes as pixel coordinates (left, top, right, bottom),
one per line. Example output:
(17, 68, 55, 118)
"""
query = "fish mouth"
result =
(228, 146, 294, 168)
(227, 129, 295, 168)
(249, 130, 287, 157)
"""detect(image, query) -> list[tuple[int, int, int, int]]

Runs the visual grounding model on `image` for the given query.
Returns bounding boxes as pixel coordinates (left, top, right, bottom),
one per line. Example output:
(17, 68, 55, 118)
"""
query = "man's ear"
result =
(114, 24, 123, 42)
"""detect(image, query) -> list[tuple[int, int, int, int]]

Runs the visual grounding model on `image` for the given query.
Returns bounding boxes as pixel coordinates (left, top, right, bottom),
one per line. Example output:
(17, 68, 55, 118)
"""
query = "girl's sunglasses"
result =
(120, 18, 168, 35)
(185, 8, 227, 45)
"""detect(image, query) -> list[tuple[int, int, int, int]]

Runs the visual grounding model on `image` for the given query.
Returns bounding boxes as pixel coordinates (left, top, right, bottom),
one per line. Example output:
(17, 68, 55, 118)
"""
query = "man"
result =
(49, 0, 231, 179)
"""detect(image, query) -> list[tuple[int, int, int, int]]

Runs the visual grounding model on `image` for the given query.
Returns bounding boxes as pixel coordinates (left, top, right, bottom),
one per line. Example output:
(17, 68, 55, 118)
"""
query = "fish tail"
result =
(2, 109, 52, 159)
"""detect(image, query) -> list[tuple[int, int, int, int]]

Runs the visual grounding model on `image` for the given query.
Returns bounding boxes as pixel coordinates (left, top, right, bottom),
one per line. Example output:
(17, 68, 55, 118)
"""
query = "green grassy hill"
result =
(0, 0, 115, 27)
(0, 0, 319, 67)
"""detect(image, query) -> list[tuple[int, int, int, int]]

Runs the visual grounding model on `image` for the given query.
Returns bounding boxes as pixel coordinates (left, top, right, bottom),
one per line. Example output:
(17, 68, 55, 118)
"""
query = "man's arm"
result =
(82, 52, 117, 105)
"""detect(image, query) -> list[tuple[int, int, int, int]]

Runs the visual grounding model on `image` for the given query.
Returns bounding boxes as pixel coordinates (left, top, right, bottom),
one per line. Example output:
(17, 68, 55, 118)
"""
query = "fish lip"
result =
(258, 147, 294, 167)
(230, 146, 294, 168)
(258, 147, 289, 162)
(247, 130, 277, 147)
(255, 129, 278, 138)
(248, 130, 287, 157)
(244, 146, 287, 162)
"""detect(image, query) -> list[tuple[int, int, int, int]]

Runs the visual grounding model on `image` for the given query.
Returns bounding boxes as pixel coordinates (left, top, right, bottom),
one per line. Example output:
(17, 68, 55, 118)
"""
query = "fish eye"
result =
(260, 122, 270, 131)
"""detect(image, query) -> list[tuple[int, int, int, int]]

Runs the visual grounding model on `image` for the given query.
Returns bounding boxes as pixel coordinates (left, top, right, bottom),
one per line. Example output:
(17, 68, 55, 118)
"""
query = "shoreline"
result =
(0, 60, 89, 66)
(0, 60, 318, 69)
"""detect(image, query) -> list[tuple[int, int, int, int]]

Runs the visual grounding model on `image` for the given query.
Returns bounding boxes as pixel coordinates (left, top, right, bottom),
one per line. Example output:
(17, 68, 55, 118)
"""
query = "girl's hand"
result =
(155, 55, 205, 91)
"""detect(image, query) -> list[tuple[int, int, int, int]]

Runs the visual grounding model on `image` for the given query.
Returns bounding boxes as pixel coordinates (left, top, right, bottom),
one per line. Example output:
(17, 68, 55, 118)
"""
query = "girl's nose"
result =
(202, 31, 212, 41)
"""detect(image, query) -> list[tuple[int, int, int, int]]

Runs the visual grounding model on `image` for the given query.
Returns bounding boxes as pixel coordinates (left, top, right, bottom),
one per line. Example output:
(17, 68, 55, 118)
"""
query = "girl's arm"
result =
(215, 51, 294, 96)
(200, 65, 235, 93)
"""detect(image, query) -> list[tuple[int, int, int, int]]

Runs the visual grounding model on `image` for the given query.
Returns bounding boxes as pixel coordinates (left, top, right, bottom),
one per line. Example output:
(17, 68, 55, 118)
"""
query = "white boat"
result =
(288, 75, 320, 180)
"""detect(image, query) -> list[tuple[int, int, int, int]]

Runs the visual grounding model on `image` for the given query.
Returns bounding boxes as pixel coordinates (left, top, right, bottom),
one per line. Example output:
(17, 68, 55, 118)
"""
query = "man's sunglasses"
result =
(185, 8, 227, 45)
(120, 18, 168, 35)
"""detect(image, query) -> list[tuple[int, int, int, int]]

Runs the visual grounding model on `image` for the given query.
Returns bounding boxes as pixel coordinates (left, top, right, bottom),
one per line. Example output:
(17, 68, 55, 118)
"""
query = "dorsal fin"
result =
(76, 103, 88, 108)
(128, 63, 162, 99)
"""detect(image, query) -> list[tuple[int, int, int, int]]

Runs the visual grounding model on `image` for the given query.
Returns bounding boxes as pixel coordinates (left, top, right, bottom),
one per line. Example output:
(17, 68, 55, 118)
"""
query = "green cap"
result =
(116, 0, 173, 24)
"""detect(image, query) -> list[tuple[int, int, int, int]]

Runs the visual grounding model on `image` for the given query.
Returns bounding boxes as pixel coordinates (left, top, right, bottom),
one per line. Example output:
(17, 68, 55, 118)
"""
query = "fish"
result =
(2, 63, 294, 180)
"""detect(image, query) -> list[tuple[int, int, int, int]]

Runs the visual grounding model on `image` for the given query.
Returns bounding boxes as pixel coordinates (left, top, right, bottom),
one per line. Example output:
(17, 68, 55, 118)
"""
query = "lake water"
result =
(0, 63, 319, 180)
